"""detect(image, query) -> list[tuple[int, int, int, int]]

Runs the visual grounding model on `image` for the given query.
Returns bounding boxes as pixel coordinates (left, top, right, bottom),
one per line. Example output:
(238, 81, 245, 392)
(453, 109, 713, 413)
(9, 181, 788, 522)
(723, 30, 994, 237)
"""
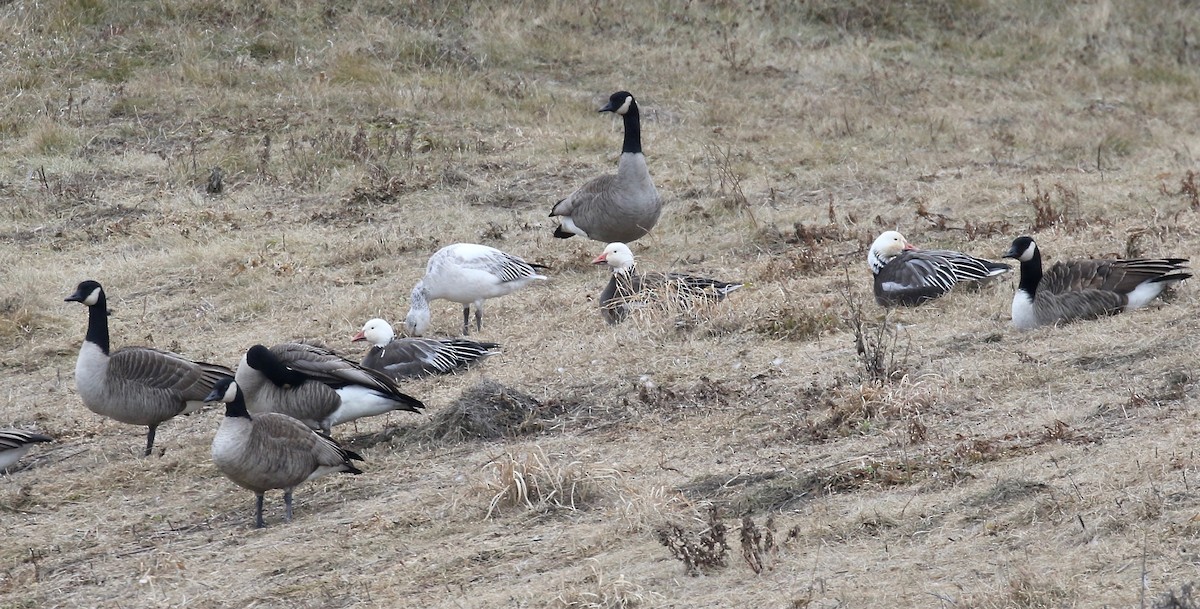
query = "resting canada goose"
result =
(352, 319, 500, 380)
(206, 378, 363, 528)
(0, 430, 52, 471)
(549, 91, 662, 243)
(1003, 236, 1191, 329)
(235, 342, 424, 433)
(868, 231, 1011, 307)
(404, 243, 548, 336)
(593, 242, 742, 324)
(65, 280, 234, 456)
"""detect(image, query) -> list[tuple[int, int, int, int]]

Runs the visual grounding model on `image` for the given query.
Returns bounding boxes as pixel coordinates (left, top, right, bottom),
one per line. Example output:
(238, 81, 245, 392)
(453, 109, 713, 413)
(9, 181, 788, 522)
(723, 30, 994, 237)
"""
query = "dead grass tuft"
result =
(1022, 181, 1093, 233)
(739, 515, 775, 575)
(554, 564, 647, 609)
(1156, 583, 1200, 609)
(414, 380, 555, 443)
(481, 446, 616, 518)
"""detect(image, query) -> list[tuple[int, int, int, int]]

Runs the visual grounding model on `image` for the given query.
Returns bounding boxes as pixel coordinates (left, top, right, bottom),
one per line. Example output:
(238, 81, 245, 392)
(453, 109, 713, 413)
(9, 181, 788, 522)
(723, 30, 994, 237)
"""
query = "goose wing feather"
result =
(367, 338, 499, 379)
(0, 430, 53, 450)
(107, 347, 233, 400)
(270, 342, 396, 393)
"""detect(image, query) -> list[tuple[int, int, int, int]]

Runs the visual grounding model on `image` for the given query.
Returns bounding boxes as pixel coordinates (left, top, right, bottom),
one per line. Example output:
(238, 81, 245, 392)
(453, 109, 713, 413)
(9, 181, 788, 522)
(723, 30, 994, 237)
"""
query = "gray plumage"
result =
(65, 280, 233, 456)
(207, 379, 363, 528)
(593, 242, 742, 324)
(550, 91, 662, 243)
(1004, 236, 1191, 329)
(868, 231, 1011, 307)
(234, 342, 424, 433)
(0, 429, 53, 471)
(352, 318, 499, 380)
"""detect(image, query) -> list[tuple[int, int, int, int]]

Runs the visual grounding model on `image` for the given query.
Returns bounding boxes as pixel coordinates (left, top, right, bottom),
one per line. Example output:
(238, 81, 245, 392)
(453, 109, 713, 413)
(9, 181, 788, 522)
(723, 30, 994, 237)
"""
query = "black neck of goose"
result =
(1017, 248, 1043, 298)
(85, 296, 111, 355)
(224, 388, 252, 420)
(621, 101, 642, 154)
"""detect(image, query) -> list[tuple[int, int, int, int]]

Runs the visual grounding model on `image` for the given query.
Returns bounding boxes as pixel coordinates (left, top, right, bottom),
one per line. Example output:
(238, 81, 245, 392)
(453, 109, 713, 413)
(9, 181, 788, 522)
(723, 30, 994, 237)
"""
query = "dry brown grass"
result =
(3, 0, 1200, 606)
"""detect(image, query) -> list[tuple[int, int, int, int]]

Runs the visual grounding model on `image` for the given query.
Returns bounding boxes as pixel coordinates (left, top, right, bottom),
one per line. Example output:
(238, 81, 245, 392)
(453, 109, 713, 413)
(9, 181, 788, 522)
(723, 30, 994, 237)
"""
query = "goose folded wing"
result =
(550, 175, 619, 218)
(879, 254, 957, 293)
(929, 250, 1009, 281)
(1042, 289, 1126, 322)
(478, 252, 540, 283)
(107, 347, 231, 398)
(271, 343, 398, 393)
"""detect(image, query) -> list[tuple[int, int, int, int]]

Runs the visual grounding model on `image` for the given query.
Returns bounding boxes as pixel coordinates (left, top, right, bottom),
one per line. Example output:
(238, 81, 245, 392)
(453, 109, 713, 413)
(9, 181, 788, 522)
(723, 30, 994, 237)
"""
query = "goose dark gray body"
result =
(65, 280, 233, 456)
(234, 342, 424, 433)
(550, 91, 661, 243)
(594, 243, 741, 324)
(0, 429, 53, 470)
(207, 379, 363, 528)
(868, 231, 1011, 307)
(1003, 236, 1191, 329)
(352, 319, 499, 380)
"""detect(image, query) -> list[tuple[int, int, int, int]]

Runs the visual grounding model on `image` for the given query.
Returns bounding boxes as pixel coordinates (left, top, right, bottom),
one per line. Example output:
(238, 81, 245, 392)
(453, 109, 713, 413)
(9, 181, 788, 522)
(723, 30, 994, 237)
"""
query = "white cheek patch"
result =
(617, 96, 633, 115)
(223, 383, 238, 402)
(83, 287, 102, 307)
(1021, 243, 1037, 262)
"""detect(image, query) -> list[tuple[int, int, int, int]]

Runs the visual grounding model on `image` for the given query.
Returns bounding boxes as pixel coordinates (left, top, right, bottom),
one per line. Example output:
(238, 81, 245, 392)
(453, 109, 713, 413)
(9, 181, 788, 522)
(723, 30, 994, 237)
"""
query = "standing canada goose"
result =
(235, 342, 424, 433)
(404, 243, 548, 336)
(65, 280, 234, 456)
(206, 378, 363, 528)
(549, 91, 662, 243)
(868, 231, 1011, 307)
(1003, 236, 1191, 329)
(0, 430, 53, 471)
(593, 242, 742, 324)
(352, 319, 500, 380)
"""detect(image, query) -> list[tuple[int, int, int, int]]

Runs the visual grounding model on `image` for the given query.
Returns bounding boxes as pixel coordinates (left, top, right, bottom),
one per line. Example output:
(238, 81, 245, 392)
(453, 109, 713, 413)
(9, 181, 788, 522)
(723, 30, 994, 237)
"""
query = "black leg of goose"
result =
(284, 490, 294, 522)
(255, 493, 266, 529)
(143, 425, 158, 457)
(474, 307, 483, 332)
(461, 306, 471, 336)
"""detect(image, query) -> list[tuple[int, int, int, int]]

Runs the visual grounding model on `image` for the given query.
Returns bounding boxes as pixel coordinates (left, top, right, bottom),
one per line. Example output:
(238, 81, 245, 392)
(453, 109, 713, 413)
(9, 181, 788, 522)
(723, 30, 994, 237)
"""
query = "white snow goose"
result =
(206, 378, 363, 528)
(234, 342, 424, 433)
(65, 280, 234, 456)
(352, 318, 499, 380)
(592, 242, 742, 324)
(0, 429, 53, 471)
(1003, 235, 1191, 329)
(549, 91, 662, 243)
(868, 231, 1011, 307)
(404, 243, 548, 336)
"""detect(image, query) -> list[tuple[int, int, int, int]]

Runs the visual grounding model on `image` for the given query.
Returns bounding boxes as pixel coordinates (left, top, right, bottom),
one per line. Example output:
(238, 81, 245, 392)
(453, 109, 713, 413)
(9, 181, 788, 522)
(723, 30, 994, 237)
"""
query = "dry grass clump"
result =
(656, 506, 729, 577)
(481, 445, 618, 518)
(413, 379, 553, 443)
(553, 564, 650, 609)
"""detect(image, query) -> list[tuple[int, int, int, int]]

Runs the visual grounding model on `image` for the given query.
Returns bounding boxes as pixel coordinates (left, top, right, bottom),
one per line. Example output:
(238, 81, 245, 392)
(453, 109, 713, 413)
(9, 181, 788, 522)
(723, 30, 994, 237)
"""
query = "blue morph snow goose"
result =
(0, 430, 52, 471)
(234, 342, 424, 433)
(1003, 236, 1191, 329)
(206, 378, 363, 528)
(65, 280, 234, 456)
(593, 242, 742, 324)
(549, 91, 662, 243)
(352, 319, 499, 380)
(404, 243, 548, 336)
(868, 231, 1011, 307)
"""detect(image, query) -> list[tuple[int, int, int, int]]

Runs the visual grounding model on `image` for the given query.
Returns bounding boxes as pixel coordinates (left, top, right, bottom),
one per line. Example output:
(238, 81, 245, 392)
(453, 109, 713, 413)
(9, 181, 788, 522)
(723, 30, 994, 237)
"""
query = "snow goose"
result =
(404, 243, 548, 336)
(549, 91, 662, 243)
(65, 280, 234, 456)
(593, 242, 742, 324)
(206, 378, 363, 528)
(234, 342, 424, 433)
(868, 231, 1011, 307)
(352, 318, 499, 380)
(0, 430, 52, 471)
(1003, 236, 1191, 329)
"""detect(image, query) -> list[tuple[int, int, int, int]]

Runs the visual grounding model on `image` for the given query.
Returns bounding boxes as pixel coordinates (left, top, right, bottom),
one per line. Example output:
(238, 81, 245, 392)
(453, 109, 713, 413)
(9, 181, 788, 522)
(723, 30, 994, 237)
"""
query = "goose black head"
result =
(65, 280, 107, 309)
(204, 377, 239, 403)
(1004, 236, 1038, 262)
(599, 91, 635, 115)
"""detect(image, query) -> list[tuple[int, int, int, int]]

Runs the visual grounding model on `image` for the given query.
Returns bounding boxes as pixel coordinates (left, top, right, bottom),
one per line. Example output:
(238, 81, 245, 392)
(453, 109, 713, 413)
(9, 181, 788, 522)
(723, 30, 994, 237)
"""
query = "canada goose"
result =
(868, 231, 1011, 307)
(593, 242, 742, 324)
(206, 378, 363, 528)
(235, 342, 424, 433)
(404, 243, 548, 336)
(352, 318, 500, 380)
(0, 430, 52, 471)
(65, 280, 234, 456)
(549, 91, 662, 243)
(1003, 236, 1191, 329)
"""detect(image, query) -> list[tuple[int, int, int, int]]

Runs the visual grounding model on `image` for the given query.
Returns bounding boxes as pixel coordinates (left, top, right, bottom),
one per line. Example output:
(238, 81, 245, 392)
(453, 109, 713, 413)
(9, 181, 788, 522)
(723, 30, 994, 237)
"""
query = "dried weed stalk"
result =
(739, 515, 775, 574)
(839, 269, 909, 385)
(656, 506, 729, 576)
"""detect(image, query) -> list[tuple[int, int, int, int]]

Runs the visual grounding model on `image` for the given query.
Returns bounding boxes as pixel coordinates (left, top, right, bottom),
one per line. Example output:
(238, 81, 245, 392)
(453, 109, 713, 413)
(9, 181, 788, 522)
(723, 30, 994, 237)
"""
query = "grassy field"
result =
(3, 0, 1200, 606)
